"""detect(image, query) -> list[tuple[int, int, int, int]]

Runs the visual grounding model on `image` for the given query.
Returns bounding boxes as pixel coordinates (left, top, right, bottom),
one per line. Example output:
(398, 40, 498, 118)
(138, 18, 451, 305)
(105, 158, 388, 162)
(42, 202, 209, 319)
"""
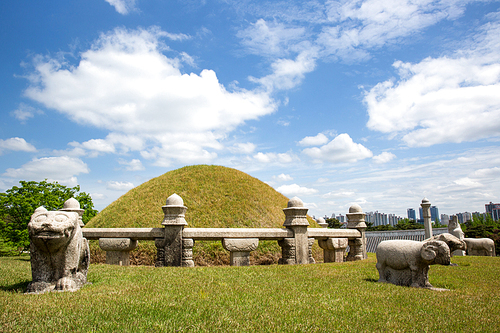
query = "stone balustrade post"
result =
(99, 238, 138, 266)
(155, 193, 187, 267)
(182, 238, 195, 267)
(59, 197, 85, 227)
(280, 197, 310, 265)
(222, 238, 259, 266)
(318, 238, 348, 263)
(421, 198, 433, 239)
(346, 204, 367, 261)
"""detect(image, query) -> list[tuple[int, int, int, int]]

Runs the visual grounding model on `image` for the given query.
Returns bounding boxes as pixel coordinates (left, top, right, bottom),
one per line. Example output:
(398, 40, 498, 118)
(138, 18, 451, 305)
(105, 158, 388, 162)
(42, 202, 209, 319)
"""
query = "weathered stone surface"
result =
(181, 238, 195, 267)
(426, 233, 465, 255)
(376, 239, 450, 288)
(464, 238, 496, 256)
(318, 238, 348, 263)
(346, 204, 367, 260)
(26, 207, 89, 294)
(222, 238, 259, 252)
(448, 216, 465, 256)
(99, 238, 138, 266)
(222, 238, 259, 266)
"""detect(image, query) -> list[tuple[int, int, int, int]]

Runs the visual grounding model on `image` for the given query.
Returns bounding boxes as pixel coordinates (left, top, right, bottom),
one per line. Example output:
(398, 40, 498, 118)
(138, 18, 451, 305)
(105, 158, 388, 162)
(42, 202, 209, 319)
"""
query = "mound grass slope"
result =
(86, 165, 318, 229)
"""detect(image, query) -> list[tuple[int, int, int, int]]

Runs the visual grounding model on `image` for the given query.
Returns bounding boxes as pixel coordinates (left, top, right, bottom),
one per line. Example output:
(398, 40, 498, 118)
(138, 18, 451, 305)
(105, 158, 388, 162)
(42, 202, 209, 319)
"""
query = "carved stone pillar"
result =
(182, 238, 195, 267)
(421, 198, 433, 239)
(278, 238, 295, 265)
(282, 197, 310, 265)
(155, 193, 187, 267)
(346, 204, 367, 261)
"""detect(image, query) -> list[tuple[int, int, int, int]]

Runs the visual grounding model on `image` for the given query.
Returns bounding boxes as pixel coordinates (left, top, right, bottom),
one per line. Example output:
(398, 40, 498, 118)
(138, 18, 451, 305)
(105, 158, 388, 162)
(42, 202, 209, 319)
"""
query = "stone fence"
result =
(81, 194, 368, 267)
(365, 228, 449, 253)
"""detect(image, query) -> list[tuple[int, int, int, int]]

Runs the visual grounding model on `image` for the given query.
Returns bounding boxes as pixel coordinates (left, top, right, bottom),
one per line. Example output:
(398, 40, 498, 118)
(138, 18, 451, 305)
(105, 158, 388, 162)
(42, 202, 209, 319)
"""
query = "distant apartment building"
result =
(456, 212, 472, 224)
(407, 208, 416, 221)
(440, 214, 450, 225)
(365, 211, 402, 227)
(485, 202, 500, 221)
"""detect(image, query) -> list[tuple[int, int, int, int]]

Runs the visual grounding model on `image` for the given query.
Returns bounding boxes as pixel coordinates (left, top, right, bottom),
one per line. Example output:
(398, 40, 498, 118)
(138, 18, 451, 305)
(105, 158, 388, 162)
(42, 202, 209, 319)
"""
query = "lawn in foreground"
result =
(1, 254, 499, 332)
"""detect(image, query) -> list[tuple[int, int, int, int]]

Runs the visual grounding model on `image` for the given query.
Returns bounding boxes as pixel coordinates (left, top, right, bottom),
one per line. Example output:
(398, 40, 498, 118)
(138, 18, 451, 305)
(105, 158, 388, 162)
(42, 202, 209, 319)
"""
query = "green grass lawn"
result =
(1, 254, 499, 332)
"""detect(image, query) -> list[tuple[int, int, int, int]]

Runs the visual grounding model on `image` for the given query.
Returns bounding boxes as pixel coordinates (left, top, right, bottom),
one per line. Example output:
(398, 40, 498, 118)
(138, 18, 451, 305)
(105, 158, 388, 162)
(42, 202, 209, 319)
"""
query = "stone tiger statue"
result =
(26, 206, 89, 294)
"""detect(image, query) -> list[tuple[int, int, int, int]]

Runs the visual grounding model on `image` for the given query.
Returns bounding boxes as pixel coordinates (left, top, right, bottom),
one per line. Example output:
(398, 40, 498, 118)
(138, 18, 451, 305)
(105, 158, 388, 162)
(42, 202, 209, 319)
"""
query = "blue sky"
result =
(1, 0, 500, 219)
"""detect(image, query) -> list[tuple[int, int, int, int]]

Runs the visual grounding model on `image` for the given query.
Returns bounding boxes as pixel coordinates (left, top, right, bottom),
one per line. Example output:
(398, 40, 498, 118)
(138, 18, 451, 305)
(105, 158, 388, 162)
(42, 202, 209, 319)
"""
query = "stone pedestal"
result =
(346, 204, 367, 261)
(281, 197, 310, 265)
(99, 238, 138, 266)
(222, 238, 259, 266)
(318, 238, 348, 263)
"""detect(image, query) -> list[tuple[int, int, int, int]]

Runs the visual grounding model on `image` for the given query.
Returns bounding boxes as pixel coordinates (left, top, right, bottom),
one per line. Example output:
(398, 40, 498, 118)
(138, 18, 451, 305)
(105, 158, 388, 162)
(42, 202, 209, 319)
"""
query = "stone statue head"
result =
(28, 207, 80, 253)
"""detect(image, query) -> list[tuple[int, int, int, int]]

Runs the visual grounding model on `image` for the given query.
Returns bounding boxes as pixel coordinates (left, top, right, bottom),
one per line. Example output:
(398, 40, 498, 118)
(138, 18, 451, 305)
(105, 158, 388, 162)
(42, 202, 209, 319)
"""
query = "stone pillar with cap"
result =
(155, 193, 187, 267)
(346, 204, 367, 261)
(59, 197, 85, 227)
(281, 197, 310, 265)
(421, 198, 433, 239)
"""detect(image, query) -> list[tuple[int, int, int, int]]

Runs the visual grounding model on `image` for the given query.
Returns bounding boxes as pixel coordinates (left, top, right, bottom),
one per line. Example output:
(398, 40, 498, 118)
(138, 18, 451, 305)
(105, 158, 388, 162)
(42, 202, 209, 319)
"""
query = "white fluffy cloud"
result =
(24, 27, 276, 165)
(373, 152, 396, 164)
(273, 173, 293, 182)
(298, 133, 329, 146)
(107, 181, 135, 191)
(253, 152, 295, 164)
(3, 156, 89, 186)
(276, 183, 318, 196)
(0, 137, 36, 154)
(118, 158, 145, 171)
(302, 133, 373, 163)
(365, 20, 500, 147)
(105, 0, 137, 15)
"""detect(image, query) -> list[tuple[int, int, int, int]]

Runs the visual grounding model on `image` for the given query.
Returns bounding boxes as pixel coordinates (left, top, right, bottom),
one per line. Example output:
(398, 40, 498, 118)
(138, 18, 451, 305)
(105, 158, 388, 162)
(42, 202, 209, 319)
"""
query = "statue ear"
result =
(421, 243, 438, 261)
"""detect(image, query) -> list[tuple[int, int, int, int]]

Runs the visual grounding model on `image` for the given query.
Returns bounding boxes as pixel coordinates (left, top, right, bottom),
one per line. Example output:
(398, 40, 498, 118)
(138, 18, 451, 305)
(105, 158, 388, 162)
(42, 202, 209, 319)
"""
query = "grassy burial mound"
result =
(87, 164, 318, 229)
(86, 165, 319, 265)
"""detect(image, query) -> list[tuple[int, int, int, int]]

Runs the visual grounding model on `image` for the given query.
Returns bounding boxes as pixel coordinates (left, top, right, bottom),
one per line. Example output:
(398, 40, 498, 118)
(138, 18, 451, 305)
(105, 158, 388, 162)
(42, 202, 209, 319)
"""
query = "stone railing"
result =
(82, 194, 368, 267)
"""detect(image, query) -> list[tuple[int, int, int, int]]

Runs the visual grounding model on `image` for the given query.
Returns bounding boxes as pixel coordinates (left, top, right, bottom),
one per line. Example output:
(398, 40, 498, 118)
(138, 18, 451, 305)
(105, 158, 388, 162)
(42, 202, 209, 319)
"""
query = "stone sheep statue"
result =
(464, 238, 496, 256)
(448, 216, 465, 256)
(376, 239, 451, 288)
(26, 207, 90, 294)
(426, 233, 466, 255)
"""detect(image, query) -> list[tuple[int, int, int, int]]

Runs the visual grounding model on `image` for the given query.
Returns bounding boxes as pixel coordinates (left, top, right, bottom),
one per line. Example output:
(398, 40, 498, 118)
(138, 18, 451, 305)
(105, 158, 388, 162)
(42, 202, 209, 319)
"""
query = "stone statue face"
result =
(28, 209, 79, 252)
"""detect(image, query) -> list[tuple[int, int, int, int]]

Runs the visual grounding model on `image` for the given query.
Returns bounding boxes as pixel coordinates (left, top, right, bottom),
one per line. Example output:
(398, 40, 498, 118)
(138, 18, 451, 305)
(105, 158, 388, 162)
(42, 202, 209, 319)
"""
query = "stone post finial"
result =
(421, 198, 432, 239)
(346, 204, 367, 261)
(161, 193, 188, 226)
(316, 217, 328, 228)
(59, 197, 85, 227)
(283, 197, 309, 227)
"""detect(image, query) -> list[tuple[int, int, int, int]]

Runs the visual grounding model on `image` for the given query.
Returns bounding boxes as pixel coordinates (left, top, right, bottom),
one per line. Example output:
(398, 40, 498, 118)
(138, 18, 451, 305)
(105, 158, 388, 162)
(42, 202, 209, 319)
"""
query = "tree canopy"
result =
(0, 180, 97, 254)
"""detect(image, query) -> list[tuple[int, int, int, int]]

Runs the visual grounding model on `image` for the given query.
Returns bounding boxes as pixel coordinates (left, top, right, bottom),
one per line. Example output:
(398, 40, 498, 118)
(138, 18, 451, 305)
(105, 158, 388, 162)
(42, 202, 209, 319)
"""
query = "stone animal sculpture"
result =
(26, 207, 90, 294)
(464, 238, 496, 256)
(376, 239, 450, 288)
(426, 233, 466, 254)
(448, 217, 466, 256)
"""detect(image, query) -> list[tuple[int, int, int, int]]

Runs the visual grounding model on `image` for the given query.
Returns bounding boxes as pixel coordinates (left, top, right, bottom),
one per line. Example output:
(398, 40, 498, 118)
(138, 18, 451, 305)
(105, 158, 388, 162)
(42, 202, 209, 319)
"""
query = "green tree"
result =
(394, 218, 424, 230)
(464, 214, 500, 255)
(325, 218, 343, 228)
(0, 180, 97, 253)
